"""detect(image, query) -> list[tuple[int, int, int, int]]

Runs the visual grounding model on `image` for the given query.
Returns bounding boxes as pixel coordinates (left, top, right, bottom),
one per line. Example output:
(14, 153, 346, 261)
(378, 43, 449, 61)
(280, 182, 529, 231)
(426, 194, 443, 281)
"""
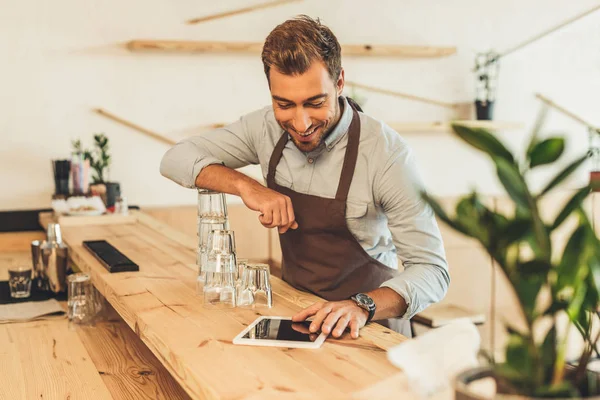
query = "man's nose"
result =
(292, 109, 311, 133)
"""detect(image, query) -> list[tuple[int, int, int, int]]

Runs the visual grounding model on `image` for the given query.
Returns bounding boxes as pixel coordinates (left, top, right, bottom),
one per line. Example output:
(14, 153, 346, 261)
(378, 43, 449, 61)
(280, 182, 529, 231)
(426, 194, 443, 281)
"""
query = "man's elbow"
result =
(159, 146, 194, 188)
(434, 263, 450, 303)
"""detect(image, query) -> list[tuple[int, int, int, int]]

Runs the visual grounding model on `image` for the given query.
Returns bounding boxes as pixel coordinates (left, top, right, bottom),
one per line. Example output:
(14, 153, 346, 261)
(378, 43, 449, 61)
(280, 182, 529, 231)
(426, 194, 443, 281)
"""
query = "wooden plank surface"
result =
(0, 251, 112, 400)
(0, 319, 114, 400)
(77, 303, 192, 400)
(126, 40, 457, 58)
(0, 245, 191, 400)
(186, 0, 302, 24)
(388, 120, 524, 133)
(50, 212, 414, 399)
(39, 211, 137, 228)
(0, 231, 44, 252)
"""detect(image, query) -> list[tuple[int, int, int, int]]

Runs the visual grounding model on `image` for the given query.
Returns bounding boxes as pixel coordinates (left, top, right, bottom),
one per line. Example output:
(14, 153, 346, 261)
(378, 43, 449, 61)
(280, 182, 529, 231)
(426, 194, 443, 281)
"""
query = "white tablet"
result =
(233, 316, 327, 349)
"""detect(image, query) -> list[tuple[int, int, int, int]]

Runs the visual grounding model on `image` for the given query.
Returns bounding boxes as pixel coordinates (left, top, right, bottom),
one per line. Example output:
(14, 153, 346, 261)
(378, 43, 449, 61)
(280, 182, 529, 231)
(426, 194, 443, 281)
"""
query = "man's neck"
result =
(322, 96, 344, 141)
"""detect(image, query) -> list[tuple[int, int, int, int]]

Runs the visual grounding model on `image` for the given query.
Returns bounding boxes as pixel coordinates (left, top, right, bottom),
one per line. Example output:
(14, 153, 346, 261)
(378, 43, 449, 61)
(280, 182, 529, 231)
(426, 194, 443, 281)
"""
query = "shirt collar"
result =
(324, 96, 352, 151)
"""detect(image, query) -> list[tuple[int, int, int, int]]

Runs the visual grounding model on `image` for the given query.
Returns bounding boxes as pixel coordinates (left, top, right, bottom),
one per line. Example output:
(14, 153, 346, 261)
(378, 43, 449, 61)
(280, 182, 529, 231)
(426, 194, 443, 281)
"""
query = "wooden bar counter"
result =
(29, 211, 427, 399)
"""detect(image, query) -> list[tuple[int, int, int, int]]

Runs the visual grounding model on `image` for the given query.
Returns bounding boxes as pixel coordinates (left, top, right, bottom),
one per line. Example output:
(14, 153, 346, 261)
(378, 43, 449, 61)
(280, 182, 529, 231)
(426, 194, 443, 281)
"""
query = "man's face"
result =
(269, 62, 344, 153)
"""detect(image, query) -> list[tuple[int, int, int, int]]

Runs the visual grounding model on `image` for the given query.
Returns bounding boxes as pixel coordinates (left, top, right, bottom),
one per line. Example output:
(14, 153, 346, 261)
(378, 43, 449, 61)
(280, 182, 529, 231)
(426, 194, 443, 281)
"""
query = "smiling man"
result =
(160, 15, 449, 338)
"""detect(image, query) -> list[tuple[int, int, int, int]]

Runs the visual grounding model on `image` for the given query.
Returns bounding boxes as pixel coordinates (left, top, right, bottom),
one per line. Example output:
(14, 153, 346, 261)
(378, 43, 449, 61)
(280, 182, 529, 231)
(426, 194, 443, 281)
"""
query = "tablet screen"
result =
(242, 318, 318, 342)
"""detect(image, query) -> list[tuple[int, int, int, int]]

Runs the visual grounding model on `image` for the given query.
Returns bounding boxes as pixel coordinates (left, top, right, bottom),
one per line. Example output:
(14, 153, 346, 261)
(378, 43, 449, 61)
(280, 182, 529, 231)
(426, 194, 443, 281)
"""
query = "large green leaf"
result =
(526, 104, 549, 157)
(539, 153, 590, 196)
(528, 138, 565, 168)
(551, 187, 591, 230)
(451, 124, 515, 163)
(504, 332, 537, 391)
(556, 225, 588, 294)
(539, 325, 557, 383)
(534, 382, 579, 398)
(495, 157, 529, 209)
(454, 194, 492, 246)
(421, 192, 470, 237)
(493, 158, 553, 261)
(514, 271, 546, 321)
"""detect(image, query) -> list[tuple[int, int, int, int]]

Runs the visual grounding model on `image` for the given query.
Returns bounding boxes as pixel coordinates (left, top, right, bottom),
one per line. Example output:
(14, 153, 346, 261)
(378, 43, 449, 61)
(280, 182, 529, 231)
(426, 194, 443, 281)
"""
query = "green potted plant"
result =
(422, 120, 600, 397)
(71, 134, 119, 207)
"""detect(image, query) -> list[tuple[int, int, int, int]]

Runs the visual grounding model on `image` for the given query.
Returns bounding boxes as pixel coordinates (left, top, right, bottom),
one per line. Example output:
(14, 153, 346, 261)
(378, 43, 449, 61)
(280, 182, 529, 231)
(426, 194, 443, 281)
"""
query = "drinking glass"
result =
(8, 266, 32, 298)
(203, 230, 237, 308)
(197, 189, 228, 222)
(237, 263, 273, 308)
(67, 273, 98, 324)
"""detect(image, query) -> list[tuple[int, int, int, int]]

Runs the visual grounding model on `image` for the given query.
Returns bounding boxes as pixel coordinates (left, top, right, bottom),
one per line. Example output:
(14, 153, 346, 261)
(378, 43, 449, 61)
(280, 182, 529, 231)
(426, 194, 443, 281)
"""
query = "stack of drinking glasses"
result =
(196, 189, 274, 309)
(196, 190, 230, 293)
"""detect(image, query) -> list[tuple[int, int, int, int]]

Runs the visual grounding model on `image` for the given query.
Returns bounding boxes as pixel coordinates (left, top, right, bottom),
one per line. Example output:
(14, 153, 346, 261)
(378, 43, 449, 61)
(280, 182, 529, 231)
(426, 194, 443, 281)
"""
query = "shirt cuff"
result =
(190, 157, 225, 189)
(380, 279, 419, 320)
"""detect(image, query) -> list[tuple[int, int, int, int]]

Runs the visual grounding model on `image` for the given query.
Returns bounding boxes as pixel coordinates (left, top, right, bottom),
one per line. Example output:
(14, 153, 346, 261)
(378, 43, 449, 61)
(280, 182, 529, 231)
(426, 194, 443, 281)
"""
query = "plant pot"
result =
(90, 183, 107, 203)
(455, 367, 600, 399)
(475, 100, 495, 120)
(105, 182, 121, 210)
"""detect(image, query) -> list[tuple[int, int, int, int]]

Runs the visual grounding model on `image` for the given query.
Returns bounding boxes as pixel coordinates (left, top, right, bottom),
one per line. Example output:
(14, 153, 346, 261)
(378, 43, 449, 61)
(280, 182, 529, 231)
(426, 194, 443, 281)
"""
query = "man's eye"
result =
(306, 102, 325, 108)
(278, 103, 293, 109)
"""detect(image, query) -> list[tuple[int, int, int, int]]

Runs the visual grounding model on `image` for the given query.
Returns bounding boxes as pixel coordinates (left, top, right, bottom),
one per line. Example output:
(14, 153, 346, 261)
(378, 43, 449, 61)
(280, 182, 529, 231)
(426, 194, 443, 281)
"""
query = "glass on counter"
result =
(237, 263, 273, 308)
(8, 266, 32, 298)
(202, 230, 237, 308)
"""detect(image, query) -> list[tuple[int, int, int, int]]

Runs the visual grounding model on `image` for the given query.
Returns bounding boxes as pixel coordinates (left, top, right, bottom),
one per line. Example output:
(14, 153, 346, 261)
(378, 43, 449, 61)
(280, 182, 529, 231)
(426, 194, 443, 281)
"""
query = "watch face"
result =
(355, 293, 374, 307)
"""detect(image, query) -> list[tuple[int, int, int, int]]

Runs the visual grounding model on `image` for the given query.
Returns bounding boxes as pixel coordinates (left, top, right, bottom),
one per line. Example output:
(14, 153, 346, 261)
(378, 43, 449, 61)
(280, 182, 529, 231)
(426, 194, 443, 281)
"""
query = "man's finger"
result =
(349, 319, 360, 339)
(292, 302, 323, 322)
(278, 208, 291, 233)
(271, 205, 282, 227)
(321, 309, 345, 335)
(291, 322, 311, 334)
(258, 209, 273, 226)
(309, 305, 333, 333)
(332, 316, 350, 338)
(286, 197, 296, 230)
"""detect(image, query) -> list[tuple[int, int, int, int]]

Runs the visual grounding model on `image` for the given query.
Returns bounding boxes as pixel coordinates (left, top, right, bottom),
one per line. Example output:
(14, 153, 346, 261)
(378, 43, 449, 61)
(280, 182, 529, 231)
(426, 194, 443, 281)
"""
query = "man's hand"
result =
(292, 300, 369, 339)
(238, 181, 298, 234)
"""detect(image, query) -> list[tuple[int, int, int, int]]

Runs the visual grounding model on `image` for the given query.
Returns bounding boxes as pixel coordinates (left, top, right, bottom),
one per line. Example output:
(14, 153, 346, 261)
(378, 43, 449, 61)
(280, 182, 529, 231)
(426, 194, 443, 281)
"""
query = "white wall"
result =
(1, 0, 599, 210)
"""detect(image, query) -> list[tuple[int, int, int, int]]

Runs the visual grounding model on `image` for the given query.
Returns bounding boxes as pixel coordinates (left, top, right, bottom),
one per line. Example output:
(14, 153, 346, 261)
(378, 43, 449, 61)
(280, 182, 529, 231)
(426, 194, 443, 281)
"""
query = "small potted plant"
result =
(72, 134, 119, 208)
(422, 119, 600, 397)
(474, 51, 500, 120)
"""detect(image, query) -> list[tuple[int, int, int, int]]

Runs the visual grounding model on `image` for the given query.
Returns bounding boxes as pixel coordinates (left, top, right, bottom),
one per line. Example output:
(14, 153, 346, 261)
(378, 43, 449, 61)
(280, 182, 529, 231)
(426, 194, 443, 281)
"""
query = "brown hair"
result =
(261, 15, 342, 83)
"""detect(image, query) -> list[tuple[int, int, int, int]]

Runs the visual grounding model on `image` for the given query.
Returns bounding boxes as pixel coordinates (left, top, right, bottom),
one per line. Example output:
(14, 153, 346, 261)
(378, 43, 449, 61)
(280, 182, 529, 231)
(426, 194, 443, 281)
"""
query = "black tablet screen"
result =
(242, 318, 318, 342)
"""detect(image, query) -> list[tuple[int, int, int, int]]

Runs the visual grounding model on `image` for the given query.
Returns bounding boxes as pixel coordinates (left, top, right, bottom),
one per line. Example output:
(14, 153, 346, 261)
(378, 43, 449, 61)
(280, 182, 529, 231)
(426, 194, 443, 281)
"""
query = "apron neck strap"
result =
(335, 107, 360, 201)
(266, 104, 362, 203)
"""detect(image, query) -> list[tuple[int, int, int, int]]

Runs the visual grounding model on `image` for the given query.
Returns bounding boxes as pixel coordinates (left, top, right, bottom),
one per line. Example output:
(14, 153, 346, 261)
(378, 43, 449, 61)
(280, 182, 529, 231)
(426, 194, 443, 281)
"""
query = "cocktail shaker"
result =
(40, 223, 69, 293)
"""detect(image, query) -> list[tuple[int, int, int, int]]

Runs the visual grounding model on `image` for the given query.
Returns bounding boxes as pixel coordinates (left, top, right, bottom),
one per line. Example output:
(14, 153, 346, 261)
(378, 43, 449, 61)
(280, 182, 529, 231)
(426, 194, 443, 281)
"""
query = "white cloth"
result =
(387, 320, 481, 397)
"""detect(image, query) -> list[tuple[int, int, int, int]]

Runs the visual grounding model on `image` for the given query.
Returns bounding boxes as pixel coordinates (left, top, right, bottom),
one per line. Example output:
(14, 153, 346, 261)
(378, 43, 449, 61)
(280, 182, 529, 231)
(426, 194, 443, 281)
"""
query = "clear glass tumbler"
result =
(8, 266, 32, 298)
(197, 189, 228, 222)
(203, 230, 237, 308)
(67, 273, 98, 324)
(237, 263, 273, 308)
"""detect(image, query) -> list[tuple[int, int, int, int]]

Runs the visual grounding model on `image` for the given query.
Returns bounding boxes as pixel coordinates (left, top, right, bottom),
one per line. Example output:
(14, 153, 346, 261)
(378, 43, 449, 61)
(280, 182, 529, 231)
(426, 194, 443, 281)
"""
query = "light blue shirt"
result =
(160, 97, 449, 319)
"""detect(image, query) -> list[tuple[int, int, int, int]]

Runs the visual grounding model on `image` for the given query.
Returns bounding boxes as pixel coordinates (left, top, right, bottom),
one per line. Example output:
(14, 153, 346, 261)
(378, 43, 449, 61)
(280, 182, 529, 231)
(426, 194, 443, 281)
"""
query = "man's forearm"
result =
(366, 287, 408, 320)
(195, 164, 261, 196)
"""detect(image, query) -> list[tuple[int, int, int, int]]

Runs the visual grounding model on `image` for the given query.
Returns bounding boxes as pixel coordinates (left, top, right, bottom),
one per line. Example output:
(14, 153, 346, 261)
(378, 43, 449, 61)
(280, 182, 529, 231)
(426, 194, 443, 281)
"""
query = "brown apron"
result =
(266, 105, 411, 336)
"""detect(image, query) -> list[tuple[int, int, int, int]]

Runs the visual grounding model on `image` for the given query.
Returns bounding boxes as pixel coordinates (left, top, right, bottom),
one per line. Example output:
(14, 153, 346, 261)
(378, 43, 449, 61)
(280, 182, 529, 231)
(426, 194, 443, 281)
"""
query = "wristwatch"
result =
(350, 293, 376, 323)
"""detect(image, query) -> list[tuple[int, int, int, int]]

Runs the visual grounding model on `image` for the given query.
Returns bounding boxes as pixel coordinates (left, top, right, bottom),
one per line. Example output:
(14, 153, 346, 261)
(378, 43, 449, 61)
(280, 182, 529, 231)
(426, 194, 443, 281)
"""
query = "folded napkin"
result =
(387, 319, 481, 397)
(0, 299, 65, 324)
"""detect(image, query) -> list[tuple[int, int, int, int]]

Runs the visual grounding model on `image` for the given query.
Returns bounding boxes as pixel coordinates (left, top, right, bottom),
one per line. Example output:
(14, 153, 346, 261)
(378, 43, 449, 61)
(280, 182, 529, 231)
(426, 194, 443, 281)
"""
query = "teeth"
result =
(300, 126, 317, 137)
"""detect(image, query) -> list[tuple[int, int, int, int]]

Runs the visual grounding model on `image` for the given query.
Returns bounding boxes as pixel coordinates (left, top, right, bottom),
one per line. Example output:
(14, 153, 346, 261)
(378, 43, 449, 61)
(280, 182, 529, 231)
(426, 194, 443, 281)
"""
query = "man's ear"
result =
(336, 68, 345, 96)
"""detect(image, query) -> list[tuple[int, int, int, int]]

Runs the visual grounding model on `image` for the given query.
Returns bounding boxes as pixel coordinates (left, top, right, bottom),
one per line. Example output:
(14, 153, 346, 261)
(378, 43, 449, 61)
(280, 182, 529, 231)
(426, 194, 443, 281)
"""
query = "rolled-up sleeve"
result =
(160, 108, 264, 188)
(376, 144, 450, 319)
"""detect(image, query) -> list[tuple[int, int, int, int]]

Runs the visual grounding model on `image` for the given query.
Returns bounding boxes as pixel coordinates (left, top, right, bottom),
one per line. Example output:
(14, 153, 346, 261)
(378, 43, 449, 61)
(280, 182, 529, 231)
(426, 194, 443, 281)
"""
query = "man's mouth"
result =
(296, 125, 321, 142)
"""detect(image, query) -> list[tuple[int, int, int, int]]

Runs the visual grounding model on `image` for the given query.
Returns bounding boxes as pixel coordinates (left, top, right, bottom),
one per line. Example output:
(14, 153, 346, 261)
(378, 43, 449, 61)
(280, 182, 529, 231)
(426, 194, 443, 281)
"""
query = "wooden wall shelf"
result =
(388, 121, 524, 133)
(126, 40, 457, 58)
